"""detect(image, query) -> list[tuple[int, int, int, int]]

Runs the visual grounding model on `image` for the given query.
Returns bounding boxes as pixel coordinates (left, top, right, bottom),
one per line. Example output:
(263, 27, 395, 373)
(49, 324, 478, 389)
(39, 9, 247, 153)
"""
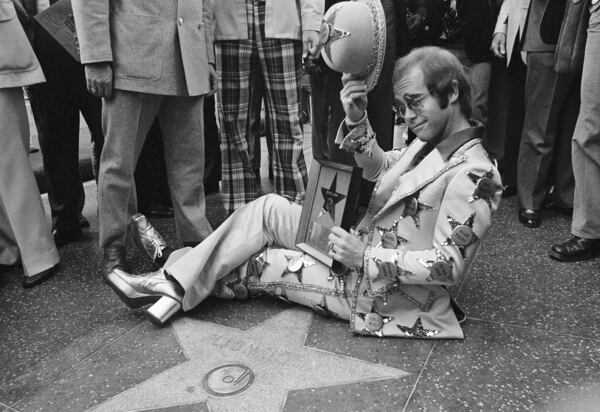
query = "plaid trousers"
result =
(215, 0, 308, 214)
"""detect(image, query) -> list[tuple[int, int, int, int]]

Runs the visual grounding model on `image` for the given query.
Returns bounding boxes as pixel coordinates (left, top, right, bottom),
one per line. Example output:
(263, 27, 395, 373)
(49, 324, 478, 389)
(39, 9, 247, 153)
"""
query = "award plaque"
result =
(296, 160, 362, 271)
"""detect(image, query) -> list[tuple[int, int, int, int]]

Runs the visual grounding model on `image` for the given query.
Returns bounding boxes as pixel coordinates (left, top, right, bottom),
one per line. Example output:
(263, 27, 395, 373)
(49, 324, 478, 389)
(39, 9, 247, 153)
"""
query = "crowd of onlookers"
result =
(1, 0, 599, 288)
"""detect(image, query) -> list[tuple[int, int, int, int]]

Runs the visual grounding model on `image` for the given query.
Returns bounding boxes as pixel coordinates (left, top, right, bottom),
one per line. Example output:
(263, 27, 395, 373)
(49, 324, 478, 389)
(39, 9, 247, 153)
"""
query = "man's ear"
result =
(448, 79, 459, 104)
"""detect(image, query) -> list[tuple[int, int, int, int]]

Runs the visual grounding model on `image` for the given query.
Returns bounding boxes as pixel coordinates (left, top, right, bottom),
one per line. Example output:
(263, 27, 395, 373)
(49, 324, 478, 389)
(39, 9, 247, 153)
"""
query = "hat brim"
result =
(362, 0, 386, 92)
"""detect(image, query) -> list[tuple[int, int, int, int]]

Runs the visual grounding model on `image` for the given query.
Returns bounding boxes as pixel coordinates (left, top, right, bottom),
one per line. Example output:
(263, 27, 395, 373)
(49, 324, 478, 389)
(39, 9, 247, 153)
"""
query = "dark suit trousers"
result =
(28, 23, 104, 231)
(517, 52, 579, 210)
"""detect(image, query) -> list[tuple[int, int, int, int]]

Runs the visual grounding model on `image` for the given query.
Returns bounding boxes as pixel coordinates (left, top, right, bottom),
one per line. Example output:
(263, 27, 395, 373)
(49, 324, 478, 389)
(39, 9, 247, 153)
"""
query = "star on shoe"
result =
(357, 306, 393, 337)
(376, 220, 410, 249)
(417, 249, 455, 282)
(466, 170, 503, 208)
(399, 191, 433, 229)
(281, 254, 316, 283)
(397, 316, 440, 338)
(442, 213, 479, 258)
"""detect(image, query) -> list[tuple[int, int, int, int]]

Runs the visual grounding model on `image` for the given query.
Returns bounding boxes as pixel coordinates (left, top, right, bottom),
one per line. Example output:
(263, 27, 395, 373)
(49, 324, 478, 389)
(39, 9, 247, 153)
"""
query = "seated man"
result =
(104, 46, 502, 339)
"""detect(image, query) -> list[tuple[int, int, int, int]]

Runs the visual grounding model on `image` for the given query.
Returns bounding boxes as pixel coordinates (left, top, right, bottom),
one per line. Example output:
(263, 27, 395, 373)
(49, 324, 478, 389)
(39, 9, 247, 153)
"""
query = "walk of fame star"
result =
(466, 170, 503, 208)
(376, 220, 410, 249)
(399, 191, 433, 229)
(357, 306, 394, 337)
(397, 316, 440, 338)
(319, 173, 346, 221)
(281, 254, 316, 283)
(442, 213, 479, 258)
(90, 309, 408, 412)
(417, 249, 455, 282)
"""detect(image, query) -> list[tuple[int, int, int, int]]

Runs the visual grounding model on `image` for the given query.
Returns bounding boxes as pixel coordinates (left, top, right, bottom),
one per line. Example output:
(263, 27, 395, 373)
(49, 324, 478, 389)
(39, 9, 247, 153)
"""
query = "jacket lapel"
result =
(373, 146, 467, 220)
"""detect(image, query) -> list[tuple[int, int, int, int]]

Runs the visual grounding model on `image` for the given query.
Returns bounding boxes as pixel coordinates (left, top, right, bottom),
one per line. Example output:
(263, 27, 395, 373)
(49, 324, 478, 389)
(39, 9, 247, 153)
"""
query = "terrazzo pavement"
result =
(2, 131, 600, 411)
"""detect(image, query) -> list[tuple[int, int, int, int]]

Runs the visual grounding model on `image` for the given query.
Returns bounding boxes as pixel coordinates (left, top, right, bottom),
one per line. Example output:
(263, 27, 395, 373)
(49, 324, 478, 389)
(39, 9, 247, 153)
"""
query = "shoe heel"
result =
(145, 296, 181, 326)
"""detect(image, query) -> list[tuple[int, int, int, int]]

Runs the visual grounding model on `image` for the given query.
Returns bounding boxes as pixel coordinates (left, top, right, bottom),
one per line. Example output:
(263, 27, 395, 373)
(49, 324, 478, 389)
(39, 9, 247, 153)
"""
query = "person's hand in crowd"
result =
(302, 30, 320, 59)
(85, 62, 113, 99)
(328, 227, 366, 270)
(490, 32, 506, 58)
(407, 12, 424, 32)
(340, 73, 368, 122)
(208, 63, 217, 96)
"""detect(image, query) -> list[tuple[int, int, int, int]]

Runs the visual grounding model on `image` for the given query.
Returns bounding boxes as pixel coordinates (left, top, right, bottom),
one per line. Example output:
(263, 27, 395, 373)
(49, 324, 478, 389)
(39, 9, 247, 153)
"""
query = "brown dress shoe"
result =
(549, 236, 600, 262)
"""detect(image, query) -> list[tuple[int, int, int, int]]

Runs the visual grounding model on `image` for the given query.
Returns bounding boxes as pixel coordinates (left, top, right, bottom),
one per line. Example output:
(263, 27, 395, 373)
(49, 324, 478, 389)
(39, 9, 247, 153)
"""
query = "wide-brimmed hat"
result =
(320, 0, 386, 92)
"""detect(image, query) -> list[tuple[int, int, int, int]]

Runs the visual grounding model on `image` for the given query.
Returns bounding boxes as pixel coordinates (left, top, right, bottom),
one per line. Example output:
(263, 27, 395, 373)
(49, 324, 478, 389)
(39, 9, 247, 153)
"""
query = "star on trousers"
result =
(357, 305, 394, 337)
(397, 316, 440, 338)
(281, 254, 316, 283)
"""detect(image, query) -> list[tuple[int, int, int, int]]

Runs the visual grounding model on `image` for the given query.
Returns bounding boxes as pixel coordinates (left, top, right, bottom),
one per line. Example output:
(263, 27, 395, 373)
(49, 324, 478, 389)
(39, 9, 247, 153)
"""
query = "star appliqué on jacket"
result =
(397, 316, 440, 338)
(376, 220, 410, 249)
(466, 170, 503, 209)
(442, 213, 479, 258)
(399, 191, 433, 229)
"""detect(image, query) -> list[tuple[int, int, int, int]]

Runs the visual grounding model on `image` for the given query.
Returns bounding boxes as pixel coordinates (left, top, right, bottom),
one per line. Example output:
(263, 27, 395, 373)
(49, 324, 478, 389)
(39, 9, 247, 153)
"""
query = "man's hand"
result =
(490, 32, 506, 58)
(302, 30, 320, 59)
(208, 63, 217, 96)
(340, 73, 368, 123)
(328, 227, 366, 269)
(84, 62, 113, 99)
(407, 12, 424, 32)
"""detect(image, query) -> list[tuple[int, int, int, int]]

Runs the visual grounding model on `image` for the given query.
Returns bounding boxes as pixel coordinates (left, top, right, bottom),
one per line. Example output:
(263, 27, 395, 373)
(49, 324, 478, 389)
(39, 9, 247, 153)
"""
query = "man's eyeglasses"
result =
(392, 91, 431, 118)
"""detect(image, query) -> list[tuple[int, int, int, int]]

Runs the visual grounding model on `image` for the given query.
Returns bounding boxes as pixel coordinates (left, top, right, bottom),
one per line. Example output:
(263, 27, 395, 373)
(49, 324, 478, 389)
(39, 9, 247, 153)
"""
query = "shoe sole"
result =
(104, 271, 160, 309)
(548, 249, 599, 262)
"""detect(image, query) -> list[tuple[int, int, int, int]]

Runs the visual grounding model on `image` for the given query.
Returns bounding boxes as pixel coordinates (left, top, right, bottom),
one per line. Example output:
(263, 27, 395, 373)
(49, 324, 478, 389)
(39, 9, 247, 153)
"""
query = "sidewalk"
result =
(4, 121, 600, 411)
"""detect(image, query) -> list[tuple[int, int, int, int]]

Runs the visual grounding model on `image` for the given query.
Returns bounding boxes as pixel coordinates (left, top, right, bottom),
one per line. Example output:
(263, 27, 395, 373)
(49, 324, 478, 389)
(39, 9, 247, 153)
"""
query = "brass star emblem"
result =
(442, 213, 479, 258)
(281, 254, 316, 283)
(397, 316, 440, 338)
(318, 174, 346, 221)
(357, 306, 394, 338)
(399, 191, 433, 229)
(376, 220, 410, 249)
(417, 249, 455, 282)
(467, 170, 503, 209)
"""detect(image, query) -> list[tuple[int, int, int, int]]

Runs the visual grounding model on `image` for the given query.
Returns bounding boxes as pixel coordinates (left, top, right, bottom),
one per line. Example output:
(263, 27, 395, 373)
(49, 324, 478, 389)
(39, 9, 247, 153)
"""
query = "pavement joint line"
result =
(402, 341, 436, 412)
(9, 319, 147, 411)
(465, 317, 600, 343)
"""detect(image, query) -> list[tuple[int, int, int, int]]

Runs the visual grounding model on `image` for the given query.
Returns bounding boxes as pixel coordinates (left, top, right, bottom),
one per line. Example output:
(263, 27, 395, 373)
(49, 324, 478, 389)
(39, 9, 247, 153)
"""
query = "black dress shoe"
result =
(101, 244, 129, 277)
(79, 214, 90, 229)
(23, 264, 59, 288)
(518, 208, 541, 228)
(140, 204, 174, 219)
(549, 236, 600, 262)
(52, 228, 82, 248)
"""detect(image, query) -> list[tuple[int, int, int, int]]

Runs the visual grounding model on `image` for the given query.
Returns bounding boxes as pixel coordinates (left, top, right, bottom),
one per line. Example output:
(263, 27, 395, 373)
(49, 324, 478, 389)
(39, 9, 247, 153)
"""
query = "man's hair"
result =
(392, 46, 472, 120)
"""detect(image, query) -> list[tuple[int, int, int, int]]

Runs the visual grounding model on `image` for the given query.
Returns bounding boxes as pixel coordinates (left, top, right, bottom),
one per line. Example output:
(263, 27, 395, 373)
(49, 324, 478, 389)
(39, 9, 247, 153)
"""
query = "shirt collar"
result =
(434, 124, 484, 161)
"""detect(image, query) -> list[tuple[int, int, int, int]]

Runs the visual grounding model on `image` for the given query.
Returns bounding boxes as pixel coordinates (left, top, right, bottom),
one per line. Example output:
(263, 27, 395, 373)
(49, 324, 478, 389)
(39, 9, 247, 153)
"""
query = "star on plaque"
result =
(312, 294, 337, 318)
(397, 316, 440, 338)
(442, 213, 479, 258)
(467, 170, 503, 208)
(357, 306, 394, 337)
(318, 173, 346, 221)
(417, 249, 455, 282)
(399, 191, 433, 229)
(376, 220, 410, 249)
(281, 254, 316, 283)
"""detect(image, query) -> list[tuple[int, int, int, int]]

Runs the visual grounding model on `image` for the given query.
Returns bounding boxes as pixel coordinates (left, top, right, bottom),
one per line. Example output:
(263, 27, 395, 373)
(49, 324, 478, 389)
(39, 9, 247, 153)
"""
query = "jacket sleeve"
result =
(71, 0, 112, 64)
(334, 115, 405, 181)
(367, 160, 501, 287)
(494, 0, 511, 34)
(203, 0, 215, 65)
(299, 0, 324, 32)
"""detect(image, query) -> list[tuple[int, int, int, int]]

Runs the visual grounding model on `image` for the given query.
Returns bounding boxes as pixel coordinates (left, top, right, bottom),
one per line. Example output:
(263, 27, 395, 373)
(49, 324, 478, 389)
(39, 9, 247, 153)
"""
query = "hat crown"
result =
(320, 0, 386, 92)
